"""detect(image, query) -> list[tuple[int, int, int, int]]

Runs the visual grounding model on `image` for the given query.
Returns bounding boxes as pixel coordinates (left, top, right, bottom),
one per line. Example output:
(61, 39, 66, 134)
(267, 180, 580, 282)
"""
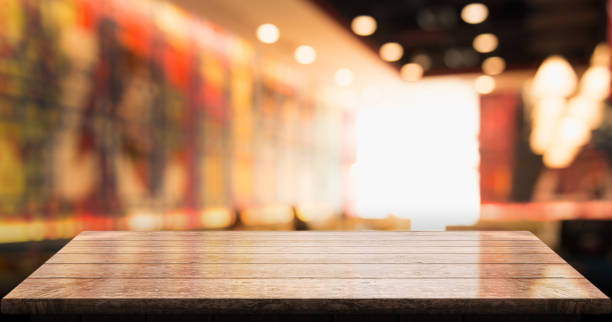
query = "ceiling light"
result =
(529, 97, 566, 154)
(294, 45, 316, 64)
(590, 43, 610, 67)
(461, 3, 488, 24)
(400, 63, 423, 81)
(474, 75, 495, 94)
(256, 23, 279, 44)
(567, 95, 604, 129)
(472, 33, 498, 53)
(482, 56, 506, 75)
(335, 68, 354, 87)
(531, 55, 576, 98)
(351, 15, 377, 36)
(580, 66, 610, 100)
(379, 42, 404, 62)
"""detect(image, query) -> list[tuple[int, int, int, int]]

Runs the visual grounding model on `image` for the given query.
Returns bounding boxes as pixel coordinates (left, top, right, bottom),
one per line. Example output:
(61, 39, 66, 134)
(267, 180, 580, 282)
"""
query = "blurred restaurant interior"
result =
(1, 0, 612, 302)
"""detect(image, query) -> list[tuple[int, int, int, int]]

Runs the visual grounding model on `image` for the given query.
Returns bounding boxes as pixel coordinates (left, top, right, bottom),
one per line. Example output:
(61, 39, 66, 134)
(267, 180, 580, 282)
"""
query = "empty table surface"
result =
(2, 231, 611, 315)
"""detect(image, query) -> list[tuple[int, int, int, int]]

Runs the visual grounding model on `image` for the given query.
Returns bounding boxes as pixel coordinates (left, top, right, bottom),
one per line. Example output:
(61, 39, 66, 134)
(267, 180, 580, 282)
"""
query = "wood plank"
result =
(3, 231, 610, 316)
(29, 263, 584, 279)
(64, 240, 547, 247)
(46, 252, 567, 264)
(57, 246, 554, 254)
(3, 278, 610, 314)
(73, 231, 539, 241)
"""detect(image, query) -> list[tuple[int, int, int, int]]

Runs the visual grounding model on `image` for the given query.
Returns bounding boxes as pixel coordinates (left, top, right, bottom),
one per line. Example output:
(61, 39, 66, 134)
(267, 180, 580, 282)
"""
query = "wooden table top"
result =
(2, 230, 611, 315)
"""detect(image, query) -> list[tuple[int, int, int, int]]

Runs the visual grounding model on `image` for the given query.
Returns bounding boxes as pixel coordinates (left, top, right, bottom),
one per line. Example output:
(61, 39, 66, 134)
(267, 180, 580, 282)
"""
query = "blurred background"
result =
(1, 0, 612, 301)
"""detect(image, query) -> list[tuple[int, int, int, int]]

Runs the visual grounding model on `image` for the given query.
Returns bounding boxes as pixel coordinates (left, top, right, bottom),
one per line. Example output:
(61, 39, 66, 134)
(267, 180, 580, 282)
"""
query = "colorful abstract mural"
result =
(0, 0, 348, 242)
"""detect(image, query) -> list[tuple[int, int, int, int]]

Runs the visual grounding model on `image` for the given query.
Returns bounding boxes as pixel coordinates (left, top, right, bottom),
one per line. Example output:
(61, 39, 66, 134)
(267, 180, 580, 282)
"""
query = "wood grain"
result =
(57, 246, 554, 254)
(2, 231, 610, 315)
(3, 278, 610, 314)
(64, 240, 547, 247)
(29, 263, 584, 279)
(73, 231, 540, 241)
(46, 252, 567, 264)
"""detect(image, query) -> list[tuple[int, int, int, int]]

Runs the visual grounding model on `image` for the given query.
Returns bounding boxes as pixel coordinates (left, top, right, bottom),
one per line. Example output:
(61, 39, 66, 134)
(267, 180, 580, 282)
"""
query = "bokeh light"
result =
(351, 15, 377, 36)
(579, 66, 610, 100)
(294, 45, 316, 64)
(474, 75, 495, 94)
(529, 97, 566, 154)
(531, 55, 576, 98)
(400, 63, 423, 81)
(481, 56, 505, 75)
(472, 33, 498, 53)
(379, 42, 404, 62)
(461, 3, 489, 24)
(256, 23, 279, 44)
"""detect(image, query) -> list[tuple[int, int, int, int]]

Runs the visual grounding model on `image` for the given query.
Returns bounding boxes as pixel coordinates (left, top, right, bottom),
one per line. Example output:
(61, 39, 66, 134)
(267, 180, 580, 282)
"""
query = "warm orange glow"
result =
(481, 56, 505, 75)
(295, 204, 334, 222)
(590, 43, 610, 67)
(472, 33, 498, 53)
(294, 45, 316, 64)
(557, 117, 591, 146)
(580, 66, 610, 100)
(543, 145, 578, 170)
(400, 63, 423, 81)
(200, 207, 235, 228)
(527, 54, 601, 167)
(379, 42, 403, 62)
(163, 210, 191, 230)
(474, 75, 495, 94)
(529, 97, 565, 154)
(127, 211, 162, 231)
(240, 206, 294, 226)
(256, 23, 279, 44)
(531, 55, 576, 98)
(567, 95, 604, 129)
(351, 15, 377, 36)
(461, 3, 488, 24)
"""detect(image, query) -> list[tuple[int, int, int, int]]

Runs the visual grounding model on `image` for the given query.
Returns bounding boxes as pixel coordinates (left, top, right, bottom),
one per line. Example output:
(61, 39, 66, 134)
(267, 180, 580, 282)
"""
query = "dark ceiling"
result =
(312, 0, 607, 76)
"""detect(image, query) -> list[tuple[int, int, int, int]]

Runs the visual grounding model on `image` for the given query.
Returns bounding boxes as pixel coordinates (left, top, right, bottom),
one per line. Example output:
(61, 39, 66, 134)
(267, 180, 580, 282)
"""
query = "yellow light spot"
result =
(481, 56, 505, 75)
(256, 23, 279, 44)
(201, 207, 235, 229)
(294, 45, 316, 64)
(379, 42, 404, 62)
(590, 43, 609, 67)
(240, 205, 294, 226)
(580, 66, 610, 100)
(531, 55, 576, 98)
(567, 95, 603, 129)
(400, 63, 423, 81)
(472, 33, 498, 53)
(351, 15, 377, 36)
(529, 97, 566, 154)
(295, 204, 334, 222)
(474, 75, 495, 94)
(461, 3, 489, 24)
(127, 211, 161, 231)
